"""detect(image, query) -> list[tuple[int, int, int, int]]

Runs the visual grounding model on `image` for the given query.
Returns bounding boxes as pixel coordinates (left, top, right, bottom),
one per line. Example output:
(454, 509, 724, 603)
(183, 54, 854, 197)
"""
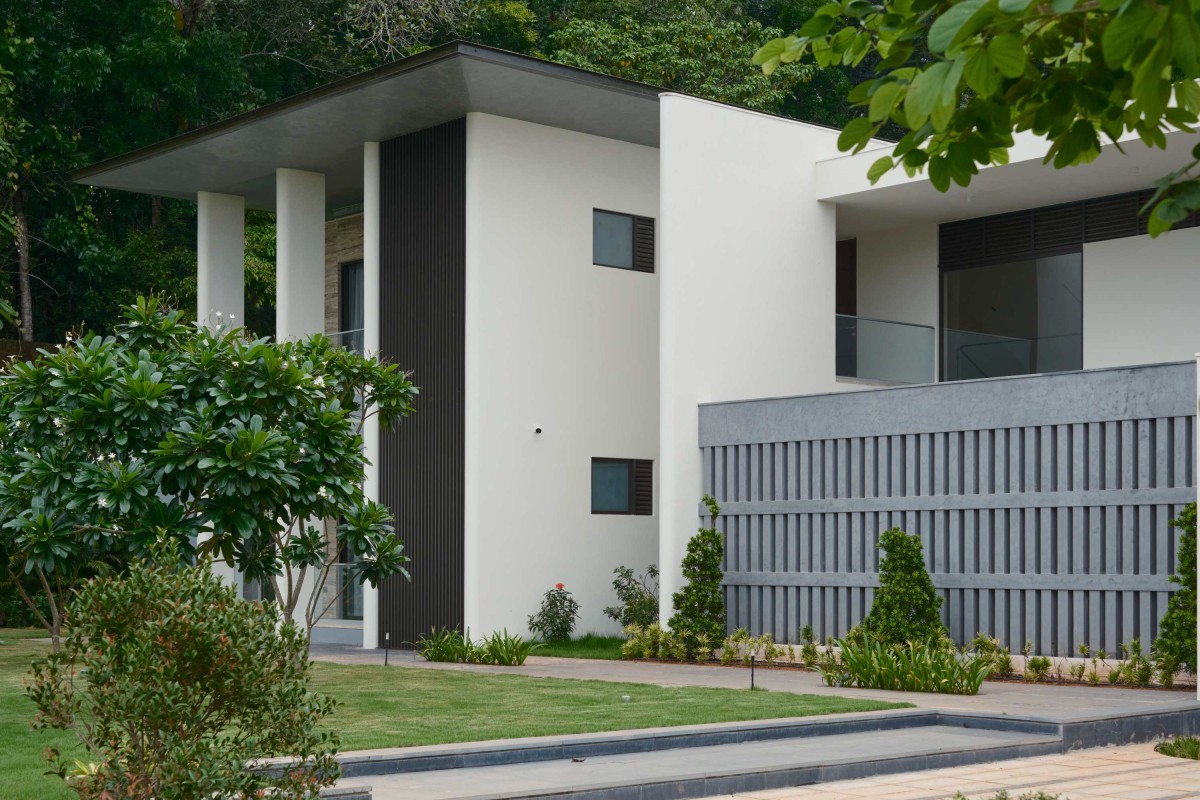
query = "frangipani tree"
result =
(0, 297, 417, 648)
(754, 0, 1200, 235)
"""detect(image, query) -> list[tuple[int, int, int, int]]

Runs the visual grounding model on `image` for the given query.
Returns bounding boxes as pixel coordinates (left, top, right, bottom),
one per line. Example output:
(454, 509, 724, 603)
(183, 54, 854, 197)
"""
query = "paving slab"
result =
(335, 724, 1060, 800)
(723, 741, 1200, 800)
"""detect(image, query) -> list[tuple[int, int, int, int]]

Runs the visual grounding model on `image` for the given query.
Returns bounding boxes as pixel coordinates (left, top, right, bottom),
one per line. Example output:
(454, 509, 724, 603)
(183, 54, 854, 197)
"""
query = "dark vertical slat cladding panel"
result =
(379, 119, 466, 646)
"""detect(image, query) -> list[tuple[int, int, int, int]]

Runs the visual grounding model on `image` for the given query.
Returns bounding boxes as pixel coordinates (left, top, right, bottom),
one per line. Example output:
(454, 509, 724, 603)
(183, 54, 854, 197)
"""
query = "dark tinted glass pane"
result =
(341, 260, 365, 332)
(942, 253, 1082, 381)
(593, 210, 634, 269)
(592, 460, 631, 513)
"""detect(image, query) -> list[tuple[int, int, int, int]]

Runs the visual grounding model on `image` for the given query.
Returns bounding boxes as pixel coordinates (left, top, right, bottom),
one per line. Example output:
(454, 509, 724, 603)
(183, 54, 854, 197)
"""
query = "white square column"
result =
(196, 191, 245, 328)
(196, 191, 245, 589)
(362, 142, 382, 649)
(276, 168, 326, 339)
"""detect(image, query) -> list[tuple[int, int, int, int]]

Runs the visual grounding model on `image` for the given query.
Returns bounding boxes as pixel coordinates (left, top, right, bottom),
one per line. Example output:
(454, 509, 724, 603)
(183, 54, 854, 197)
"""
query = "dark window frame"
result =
(593, 208, 655, 273)
(591, 457, 653, 516)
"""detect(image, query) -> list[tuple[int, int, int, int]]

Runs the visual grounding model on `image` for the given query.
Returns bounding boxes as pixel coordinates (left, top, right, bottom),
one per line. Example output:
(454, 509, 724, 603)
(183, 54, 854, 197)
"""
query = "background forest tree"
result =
(0, 0, 857, 344)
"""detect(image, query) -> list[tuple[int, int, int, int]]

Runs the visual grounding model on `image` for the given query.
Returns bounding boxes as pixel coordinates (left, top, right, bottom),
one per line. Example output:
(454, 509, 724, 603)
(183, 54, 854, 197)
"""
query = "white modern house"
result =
(76, 42, 1198, 655)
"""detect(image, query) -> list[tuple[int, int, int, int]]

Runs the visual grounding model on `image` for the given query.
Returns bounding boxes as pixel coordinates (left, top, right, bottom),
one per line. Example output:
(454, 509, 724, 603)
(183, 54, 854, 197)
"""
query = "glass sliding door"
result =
(941, 252, 1082, 381)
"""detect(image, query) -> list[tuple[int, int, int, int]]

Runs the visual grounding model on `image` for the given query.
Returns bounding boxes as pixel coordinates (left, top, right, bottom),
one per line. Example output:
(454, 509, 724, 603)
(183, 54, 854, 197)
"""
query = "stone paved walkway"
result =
(723, 742, 1200, 800)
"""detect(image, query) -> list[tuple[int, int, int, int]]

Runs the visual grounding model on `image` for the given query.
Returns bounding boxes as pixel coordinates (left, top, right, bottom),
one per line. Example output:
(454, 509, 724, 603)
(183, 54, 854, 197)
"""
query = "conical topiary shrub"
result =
(862, 527, 946, 646)
(669, 494, 726, 645)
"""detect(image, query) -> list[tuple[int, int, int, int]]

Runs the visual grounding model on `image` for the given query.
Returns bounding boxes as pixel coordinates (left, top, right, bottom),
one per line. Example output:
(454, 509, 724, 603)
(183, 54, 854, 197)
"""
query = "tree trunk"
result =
(150, 195, 162, 228)
(13, 189, 33, 342)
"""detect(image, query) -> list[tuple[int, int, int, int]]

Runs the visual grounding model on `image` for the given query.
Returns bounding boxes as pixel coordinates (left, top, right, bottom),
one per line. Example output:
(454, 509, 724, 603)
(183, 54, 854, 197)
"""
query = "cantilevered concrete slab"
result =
(73, 42, 662, 212)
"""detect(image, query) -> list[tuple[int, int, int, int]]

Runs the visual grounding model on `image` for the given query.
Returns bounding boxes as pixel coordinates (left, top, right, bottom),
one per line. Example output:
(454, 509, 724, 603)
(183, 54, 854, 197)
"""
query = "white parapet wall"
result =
(463, 112, 661, 637)
(657, 94, 845, 624)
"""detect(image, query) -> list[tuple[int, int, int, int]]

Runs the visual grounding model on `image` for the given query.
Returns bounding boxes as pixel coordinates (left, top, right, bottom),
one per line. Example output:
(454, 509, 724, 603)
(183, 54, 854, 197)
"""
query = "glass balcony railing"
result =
(329, 328, 364, 354)
(942, 329, 1083, 381)
(836, 314, 935, 385)
(316, 562, 364, 623)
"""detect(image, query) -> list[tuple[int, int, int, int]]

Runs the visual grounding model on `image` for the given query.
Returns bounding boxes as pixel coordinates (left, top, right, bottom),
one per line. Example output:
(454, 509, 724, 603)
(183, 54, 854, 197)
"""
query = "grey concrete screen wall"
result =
(698, 362, 1196, 656)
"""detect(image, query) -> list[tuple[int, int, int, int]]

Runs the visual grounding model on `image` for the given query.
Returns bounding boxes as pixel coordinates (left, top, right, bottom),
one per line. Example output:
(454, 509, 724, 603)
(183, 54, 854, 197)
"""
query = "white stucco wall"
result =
(464, 113, 660, 638)
(853, 224, 939, 383)
(658, 94, 844, 622)
(1083, 227, 1200, 368)
(855, 223, 939, 329)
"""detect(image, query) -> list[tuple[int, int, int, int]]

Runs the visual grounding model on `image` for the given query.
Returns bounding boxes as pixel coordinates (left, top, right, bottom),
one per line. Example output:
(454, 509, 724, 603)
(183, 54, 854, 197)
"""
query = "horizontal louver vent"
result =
(633, 216, 655, 274)
(941, 187, 1198, 270)
(633, 460, 654, 515)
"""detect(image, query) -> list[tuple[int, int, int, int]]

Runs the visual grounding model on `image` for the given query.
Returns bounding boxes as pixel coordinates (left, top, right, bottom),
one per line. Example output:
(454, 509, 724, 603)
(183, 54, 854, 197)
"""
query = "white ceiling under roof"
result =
(819, 128, 1200, 237)
(74, 42, 663, 211)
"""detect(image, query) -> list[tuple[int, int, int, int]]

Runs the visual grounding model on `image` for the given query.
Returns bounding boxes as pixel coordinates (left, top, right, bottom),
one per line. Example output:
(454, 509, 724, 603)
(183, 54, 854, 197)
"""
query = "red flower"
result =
(555, 583, 564, 590)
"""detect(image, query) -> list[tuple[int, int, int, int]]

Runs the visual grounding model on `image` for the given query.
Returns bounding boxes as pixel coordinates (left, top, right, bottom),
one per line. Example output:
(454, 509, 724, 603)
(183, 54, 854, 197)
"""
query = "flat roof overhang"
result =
(820, 128, 1200, 237)
(73, 42, 663, 212)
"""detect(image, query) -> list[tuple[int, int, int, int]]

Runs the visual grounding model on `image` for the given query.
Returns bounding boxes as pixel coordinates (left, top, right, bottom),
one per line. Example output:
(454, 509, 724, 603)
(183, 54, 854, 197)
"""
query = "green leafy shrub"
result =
(603, 564, 659, 628)
(862, 528, 946, 646)
(25, 549, 338, 799)
(1117, 638, 1154, 687)
(1156, 736, 1200, 760)
(968, 632, 1014, 678)
(418, 627, 539, 665)
(954, 792, 1062, 800)
(669, 495, 726, 645)
(1025, 655, 1052, 682)
(839, 638, 992, 695)
(528, 583, 580, 642)
(816, 645, 852, 687)
(0, 573, 51, 628)
(417, 627, 477, 663)
(1154, 503, 1196, 674)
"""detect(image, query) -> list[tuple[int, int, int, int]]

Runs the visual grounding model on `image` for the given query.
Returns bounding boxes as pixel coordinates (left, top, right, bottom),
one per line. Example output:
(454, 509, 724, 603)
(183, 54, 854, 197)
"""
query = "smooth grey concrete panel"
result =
(699, 362, 1195, 445)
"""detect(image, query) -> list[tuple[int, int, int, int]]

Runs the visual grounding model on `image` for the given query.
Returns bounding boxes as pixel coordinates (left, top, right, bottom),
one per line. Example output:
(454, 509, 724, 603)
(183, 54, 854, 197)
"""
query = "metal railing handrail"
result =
(835, 313, 935, 332)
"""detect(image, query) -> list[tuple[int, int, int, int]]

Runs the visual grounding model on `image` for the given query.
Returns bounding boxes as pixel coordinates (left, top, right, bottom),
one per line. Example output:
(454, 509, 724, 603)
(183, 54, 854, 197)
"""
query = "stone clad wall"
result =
(324, 212, 364, 334)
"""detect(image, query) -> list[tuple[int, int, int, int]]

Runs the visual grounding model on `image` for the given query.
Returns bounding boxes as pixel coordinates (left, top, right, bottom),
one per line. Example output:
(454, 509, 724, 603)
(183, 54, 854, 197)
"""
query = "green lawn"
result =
(0, 634, 76, 800)
(0, 628, 908, 798)
(535, 633, 625, 660)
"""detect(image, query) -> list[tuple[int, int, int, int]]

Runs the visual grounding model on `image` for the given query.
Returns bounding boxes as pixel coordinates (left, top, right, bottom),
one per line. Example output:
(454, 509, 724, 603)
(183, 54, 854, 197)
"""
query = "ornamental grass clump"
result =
(416, 627, 540, 665)
(25, 547, 339, 799)
(838, 638, 992, 695)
